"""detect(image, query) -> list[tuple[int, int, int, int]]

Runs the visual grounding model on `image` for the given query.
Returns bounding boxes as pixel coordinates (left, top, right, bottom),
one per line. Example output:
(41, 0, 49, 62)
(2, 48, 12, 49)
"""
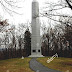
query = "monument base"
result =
(29, 54, 44, 57)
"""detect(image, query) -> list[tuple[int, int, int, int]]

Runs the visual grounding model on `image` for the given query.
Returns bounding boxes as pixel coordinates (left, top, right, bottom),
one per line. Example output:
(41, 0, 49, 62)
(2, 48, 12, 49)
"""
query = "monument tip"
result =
(33, 0, 38, 2)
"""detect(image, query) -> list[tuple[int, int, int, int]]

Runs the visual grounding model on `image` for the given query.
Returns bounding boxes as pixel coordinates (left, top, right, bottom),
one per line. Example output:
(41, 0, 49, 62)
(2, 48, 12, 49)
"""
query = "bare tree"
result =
(39, 0, 72, 26)
(0, 0, 24, 15)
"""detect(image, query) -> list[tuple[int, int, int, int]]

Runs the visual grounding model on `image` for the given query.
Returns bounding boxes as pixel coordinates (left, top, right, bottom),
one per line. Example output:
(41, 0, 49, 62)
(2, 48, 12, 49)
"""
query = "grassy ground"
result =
(0, 57, 34, 72)
(37, 57, 72, 72)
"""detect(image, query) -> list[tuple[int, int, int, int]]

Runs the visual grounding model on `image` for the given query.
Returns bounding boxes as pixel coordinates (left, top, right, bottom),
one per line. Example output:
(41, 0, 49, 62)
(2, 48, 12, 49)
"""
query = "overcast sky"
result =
(0, 0, 72, 27)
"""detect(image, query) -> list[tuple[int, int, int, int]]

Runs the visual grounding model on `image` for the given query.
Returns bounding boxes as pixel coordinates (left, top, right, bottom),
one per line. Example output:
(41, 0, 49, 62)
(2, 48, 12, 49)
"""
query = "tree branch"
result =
(65, 0, 72, 9)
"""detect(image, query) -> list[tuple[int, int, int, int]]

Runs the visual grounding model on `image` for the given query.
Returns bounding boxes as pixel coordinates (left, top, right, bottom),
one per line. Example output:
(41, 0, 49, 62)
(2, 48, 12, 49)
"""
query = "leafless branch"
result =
(40, 13, 72, 25)
(4, 0, 22, 8)
(0, 0, 24, 16)
(65, 0, 72, 9)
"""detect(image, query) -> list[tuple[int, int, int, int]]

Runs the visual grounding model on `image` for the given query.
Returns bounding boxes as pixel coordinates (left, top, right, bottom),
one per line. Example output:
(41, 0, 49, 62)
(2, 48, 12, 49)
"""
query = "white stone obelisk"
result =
(29, 0, 43, 57)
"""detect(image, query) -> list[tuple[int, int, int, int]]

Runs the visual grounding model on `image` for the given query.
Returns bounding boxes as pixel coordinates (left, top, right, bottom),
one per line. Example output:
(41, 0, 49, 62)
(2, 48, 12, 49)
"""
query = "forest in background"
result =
(0, 0, 72, 60)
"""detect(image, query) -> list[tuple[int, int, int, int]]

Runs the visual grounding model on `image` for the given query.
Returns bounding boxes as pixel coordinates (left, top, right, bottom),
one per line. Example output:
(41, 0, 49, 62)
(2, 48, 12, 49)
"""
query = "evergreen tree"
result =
(24, 29, 31, 56)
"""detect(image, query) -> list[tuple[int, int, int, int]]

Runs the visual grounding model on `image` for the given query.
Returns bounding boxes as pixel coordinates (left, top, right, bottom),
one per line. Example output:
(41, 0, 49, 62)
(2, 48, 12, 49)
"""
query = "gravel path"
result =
(29, 57, 61, 72)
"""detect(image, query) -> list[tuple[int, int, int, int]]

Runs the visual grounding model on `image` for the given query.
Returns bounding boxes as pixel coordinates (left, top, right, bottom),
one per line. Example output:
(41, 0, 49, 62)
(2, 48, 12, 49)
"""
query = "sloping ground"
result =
(37, 57, 72, 72)
(29, 58, 61, 72)
(0, 58, 34, 72)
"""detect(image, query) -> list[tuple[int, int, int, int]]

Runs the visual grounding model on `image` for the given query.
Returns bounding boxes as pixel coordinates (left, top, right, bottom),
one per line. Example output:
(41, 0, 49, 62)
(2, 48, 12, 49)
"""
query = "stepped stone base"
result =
(29, 54, 44, 57)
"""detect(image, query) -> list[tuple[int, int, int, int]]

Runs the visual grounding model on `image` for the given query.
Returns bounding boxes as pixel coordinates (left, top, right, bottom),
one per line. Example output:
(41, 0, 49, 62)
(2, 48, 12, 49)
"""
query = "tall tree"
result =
(24, 29, 31, 56)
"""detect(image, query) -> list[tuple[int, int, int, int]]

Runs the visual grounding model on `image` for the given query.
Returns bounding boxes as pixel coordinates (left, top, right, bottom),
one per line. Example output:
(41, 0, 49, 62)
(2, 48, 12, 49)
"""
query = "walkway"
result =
(29, 58, 61, 72)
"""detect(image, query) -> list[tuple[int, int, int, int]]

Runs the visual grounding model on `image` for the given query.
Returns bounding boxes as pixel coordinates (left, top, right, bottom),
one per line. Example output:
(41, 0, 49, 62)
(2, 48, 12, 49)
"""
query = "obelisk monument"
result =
(29, 0, 43, 57)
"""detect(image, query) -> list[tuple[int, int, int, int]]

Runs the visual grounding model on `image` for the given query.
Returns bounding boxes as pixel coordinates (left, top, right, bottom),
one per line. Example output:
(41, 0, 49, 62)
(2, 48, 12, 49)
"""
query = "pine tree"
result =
(24, 29, 31, 56)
